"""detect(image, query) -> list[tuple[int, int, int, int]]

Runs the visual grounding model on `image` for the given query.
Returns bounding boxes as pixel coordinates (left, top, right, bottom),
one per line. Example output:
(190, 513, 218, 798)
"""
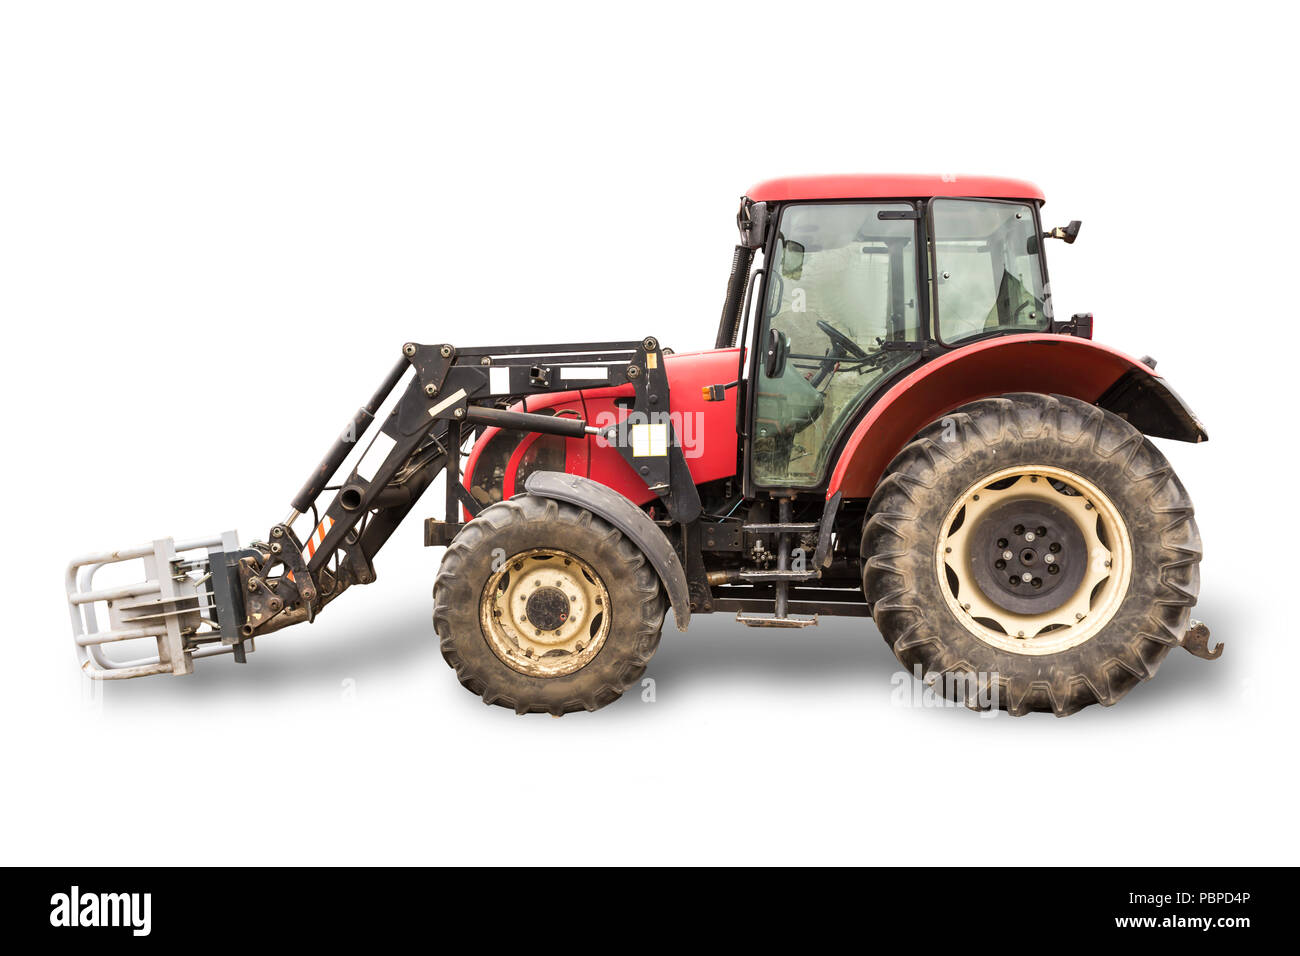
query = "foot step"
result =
(742, 522, 819, 533)
(738, 569, 821, 582)
(735, 612, 819, 628)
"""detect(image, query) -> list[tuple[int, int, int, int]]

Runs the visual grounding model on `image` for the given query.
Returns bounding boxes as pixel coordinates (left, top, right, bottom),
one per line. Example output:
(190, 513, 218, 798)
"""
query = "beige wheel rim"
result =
(935, 465, 1132, 655)
(480, 548, 611, 677)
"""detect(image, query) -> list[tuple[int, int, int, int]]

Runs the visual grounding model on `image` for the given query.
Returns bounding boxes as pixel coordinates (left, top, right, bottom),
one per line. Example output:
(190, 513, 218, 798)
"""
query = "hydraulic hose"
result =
(714, 245, 754, 349)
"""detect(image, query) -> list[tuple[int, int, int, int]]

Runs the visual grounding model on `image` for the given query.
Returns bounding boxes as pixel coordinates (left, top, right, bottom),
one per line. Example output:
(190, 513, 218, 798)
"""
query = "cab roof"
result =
(745, 174, 1045, 203)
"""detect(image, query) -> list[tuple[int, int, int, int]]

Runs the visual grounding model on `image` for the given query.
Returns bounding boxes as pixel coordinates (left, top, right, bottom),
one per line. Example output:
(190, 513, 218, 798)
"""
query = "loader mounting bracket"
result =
(237, 523, 321, 635)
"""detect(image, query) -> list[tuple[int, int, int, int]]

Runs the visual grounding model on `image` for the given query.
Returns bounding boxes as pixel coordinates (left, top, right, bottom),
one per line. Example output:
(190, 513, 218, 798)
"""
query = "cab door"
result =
(749, 201, 924, 488)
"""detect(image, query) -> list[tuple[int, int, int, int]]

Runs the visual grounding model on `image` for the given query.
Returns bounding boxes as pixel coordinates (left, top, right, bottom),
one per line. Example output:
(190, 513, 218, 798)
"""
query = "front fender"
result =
(523, 471, 691, 631)
(827, 334, 1208, 500)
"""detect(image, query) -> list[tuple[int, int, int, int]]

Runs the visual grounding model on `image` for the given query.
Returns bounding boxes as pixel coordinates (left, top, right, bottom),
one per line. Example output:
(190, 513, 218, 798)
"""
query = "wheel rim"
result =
(479, 548, 611, 677)
(935, 465, 1132, 655)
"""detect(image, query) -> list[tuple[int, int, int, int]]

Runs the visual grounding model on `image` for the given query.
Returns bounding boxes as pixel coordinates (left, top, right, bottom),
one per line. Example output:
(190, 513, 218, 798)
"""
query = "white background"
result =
(1, 1, 1294, 865)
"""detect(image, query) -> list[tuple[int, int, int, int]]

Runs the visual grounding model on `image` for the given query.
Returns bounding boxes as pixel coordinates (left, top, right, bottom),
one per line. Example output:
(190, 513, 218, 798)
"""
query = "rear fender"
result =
(827, 334, 1208, 500)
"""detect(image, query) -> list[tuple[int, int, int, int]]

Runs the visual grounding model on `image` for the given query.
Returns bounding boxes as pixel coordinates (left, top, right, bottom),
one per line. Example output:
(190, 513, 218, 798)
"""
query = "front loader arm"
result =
(66, 337, 698, 678)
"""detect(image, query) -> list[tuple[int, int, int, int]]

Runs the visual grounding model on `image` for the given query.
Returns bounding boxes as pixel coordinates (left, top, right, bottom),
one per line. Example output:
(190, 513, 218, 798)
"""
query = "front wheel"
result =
(434, 495, 666, 715)
(862, 393, 1201, 716)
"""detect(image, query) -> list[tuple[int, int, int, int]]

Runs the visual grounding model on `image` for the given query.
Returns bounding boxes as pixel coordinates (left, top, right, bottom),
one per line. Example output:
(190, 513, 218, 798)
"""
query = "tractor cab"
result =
(721, 175, 1058, 489)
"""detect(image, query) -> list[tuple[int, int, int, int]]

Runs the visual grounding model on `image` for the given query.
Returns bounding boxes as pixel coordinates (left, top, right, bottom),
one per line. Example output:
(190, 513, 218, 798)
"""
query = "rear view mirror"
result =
(737, 200, 769, 249)
(780, 240, 805, 280)
(764, 328, 789, 378)
(1044, 220, 1082, 244)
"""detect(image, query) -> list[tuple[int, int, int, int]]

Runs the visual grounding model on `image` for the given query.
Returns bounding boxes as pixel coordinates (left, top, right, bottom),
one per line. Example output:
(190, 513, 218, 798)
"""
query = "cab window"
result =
(931, 198, 1049, 344)
(752, 202, 921, 487)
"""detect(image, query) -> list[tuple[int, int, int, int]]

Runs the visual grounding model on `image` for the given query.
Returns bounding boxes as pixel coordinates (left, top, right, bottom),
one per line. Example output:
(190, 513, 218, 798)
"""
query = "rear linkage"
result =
(66, 337, 698, 678)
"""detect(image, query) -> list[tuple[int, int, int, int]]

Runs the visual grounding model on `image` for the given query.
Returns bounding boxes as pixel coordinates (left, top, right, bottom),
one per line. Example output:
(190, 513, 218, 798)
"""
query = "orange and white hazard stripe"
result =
(303, 515, 335, 561)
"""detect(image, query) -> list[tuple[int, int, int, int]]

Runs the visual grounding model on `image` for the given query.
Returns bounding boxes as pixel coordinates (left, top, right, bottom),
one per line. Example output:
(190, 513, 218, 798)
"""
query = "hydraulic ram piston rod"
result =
(462, 405, 609, 439)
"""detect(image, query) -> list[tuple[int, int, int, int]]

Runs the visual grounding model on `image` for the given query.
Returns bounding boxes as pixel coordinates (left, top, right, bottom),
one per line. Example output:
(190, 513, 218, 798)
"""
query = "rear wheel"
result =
(862, 393, 1201, 716)
(434, 494, 666, 715)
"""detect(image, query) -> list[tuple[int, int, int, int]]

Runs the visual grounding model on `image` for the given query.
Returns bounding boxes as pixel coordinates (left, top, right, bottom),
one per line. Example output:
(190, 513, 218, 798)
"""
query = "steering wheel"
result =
(817, 319, 868, 359)
(803, 319, 868, 387)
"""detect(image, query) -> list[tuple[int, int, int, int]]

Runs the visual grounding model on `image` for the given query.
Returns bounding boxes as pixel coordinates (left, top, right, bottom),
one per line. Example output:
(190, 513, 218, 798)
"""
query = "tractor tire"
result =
(433, 494, 666, 715)
(862, 393, 1201, 716)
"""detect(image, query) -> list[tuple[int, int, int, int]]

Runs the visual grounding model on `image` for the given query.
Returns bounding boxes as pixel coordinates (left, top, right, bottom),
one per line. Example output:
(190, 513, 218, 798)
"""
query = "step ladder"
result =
(734, 499, 821, 628)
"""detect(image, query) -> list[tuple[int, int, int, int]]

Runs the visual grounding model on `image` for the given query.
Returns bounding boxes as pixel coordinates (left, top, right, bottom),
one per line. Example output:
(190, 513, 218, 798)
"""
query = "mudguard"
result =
(523, 471, 691, 631)
(827, 334, 1208, 500)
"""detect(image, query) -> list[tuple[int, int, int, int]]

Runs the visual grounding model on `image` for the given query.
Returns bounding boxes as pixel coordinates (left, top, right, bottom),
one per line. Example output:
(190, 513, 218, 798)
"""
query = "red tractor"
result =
(65, 174, 1218, 716)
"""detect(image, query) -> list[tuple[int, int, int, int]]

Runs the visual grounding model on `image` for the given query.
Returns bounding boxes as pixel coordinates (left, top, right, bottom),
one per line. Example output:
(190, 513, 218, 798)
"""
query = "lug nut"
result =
(1021, 572, 1032, 583)
(1025, 531, 1036, 542)
(1002, 550, 1014, 561)
(1044, 554, 1055, 564)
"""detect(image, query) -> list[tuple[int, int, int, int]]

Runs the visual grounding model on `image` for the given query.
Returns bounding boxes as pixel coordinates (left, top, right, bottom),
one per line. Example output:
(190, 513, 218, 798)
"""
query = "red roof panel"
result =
(746, 173, 1045, 203)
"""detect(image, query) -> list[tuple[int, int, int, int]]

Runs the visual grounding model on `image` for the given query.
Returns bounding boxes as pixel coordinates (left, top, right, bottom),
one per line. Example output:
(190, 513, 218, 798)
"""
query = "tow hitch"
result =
(1181, 620, 1223, 660)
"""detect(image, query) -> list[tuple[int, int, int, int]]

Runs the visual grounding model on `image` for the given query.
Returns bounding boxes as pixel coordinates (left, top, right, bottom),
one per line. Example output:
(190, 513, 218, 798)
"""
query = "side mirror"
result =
(764, 328, 789, 378)
(780, 240, 805, 280)
(1044, 220, 1082, 244)
(738, 200, 769, 250)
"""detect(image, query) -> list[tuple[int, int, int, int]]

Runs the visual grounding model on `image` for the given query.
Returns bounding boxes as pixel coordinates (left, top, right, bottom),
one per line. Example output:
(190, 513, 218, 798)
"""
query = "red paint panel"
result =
(461, 387, 588, 496)
(462, 391, 588, 519)
(746, 173, 1045, 204)
(464, 349, 741, 510)
(581, 347, 742, 505)
(826, 335, 1154, 500)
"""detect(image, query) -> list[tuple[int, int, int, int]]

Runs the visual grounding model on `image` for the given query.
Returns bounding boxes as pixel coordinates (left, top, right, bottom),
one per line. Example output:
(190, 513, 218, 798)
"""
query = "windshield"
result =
(931, 198, 1049, 344)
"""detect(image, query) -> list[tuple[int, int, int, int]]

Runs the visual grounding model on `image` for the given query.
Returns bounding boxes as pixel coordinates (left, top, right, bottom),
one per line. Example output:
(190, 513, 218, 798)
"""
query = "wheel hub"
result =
(525, 585, 571, 633)
(935, 466, 1132, 655)
(479, 549, 610, 677)
(970, 499, 1086, 614)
